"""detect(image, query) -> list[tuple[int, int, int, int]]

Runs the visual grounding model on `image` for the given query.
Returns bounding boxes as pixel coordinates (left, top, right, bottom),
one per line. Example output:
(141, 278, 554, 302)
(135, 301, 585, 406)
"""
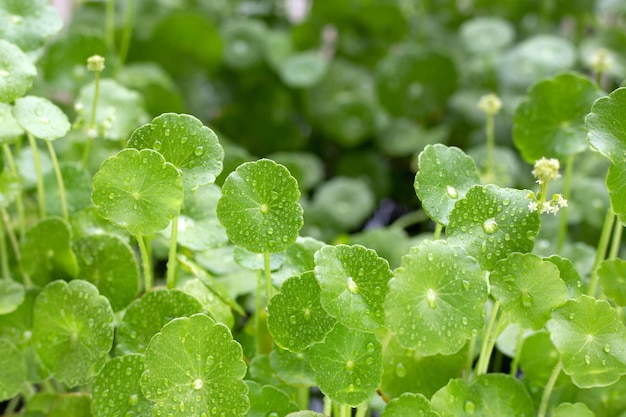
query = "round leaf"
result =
(0, 170, 22, 208)
(314, 244, 392, 332)
(216, 159, 303, 253)
(513, 72, 602, 162)
(0, 40, 36, 103)
(606, 160, 626, 222)
(13, 96, 70, 140)
(586, 87, 626, 164)
(0, 279, 25, 315)
(72, 234, 140, 312)
(279, 51, 328, 88)
(92, 148, 184, 236)
(430, 378, 482, 417)
(128, 113, 224, 195)
(20, 217, 78, 287)
(33, 280, 114, 387)
(273, 236, 325, 285)
(269, 347, 316, 387)
(116, 289, 203, 354)
(246, 381, 298, 417)
(599, 258, 626, 306)
(384, 240, 487, 355)
(48, 393, 91, 417)
(553, 402, 595, 417)
(43, 164, 91, 216)
(140, 313, 248, 417)
(547, 295, 626, 388)
(490, 253, 567, 330)
(267, 271, 336, 352)
(459, 17, 514, 54)
(0, 339, 27, 401)
(447, 184, 541, 271)
(310, 177, 376, 231)
(308, 324, 382, 406)
(0, 0, 62, 51)
(91, 354, 152, 417)
(414, 144, 481, 225)
(0, 102, 24, 144)
(381, 393, 438, 417)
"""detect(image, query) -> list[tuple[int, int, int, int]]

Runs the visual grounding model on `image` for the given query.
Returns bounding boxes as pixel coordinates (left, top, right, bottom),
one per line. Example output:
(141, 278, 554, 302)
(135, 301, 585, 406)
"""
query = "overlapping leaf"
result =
(13, 96, 70, 140)
(0, 0, 62, 51)
(0, 339, 26, 401)
(0, 40, 36, 104)
(381, 393, 438, 417)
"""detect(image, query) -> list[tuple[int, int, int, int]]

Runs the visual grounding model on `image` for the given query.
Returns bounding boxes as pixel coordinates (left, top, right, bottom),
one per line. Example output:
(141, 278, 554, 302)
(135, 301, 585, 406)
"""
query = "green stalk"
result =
(82, 67, 102, 169)
(464, 334, 477, 381)
(588, 210, 615, 297)
(509, 328, 525, 377)
(0, 219, 9, 278)
(556, 155, 574, 252)
(609, 218, 623, 260)
(323, 396, 332, 416)
(339, 404, 350, 417)
(2, 145, 26, 239)
(4, 395, 21, 415)
(264, 251, 273, 302)
(433, 222, 443, 240)
(135, 234, 153, 291)
(27, 133, 46, 218)
(296, 387, 309, 411)
(105, 0, 116, 52)
(0, 207, 20, 263)
(390, 209, 428, 230)
(476, 301, 500, 375)
(355, 402, 368, 417)
(166, 214, 179, 289)
(537, 362, 562, 417)
(485, 111, 495, 182)
(117, 0, 135, 72)
(45, 141, 68, 221)
(255, 269, 263, 356)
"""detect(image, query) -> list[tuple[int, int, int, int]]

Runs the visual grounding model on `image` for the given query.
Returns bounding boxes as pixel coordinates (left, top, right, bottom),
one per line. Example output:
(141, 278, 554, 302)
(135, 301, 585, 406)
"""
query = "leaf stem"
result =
(296, 387, 309, 411)
(464, 334, 477, 381)
(2, 144, 26, 239)
(255, 269, 262, 356)
(264, 251, 273, 302)
(135, 234, 152, 291)
(0, 219, 9, 278)
(339, 404, 350, 417)
(390, 209, 428, 230)
(476, 300, 500, 375)
(166, 214, 179, 289)
(588, 209, 615, 297)
(117, 0, 135, 73)
(433, 222, 443, 240)
(105, 0, 116, 52)
(323, 396, 332, 416)
(485, 112, 495, 182)
(509, 327, 525, 377)
(556, 154, 574, 252)
(537, 361, 562, 417)
(609, 218, 623, 260)
(45, 141, 68, 221)
(27, 133, 46, 218)
(82, 68, 102, 169)
(355, 402, 368, 417)
(0, 207, 20, 263)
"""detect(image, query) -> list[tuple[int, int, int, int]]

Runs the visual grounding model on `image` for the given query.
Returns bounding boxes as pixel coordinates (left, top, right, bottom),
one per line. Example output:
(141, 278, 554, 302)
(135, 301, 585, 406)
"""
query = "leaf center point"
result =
(192, 378, 203, 390)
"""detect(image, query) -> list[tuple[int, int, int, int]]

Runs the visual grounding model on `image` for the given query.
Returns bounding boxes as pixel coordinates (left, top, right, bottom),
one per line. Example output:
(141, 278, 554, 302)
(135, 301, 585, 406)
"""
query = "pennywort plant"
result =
(2, 1, 626, 417)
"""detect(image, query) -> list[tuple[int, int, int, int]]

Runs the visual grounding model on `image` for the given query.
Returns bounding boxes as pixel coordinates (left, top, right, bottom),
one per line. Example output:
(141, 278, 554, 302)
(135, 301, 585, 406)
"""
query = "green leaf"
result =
(414, 144, 481, 225)
(459, 17, 514, 54)
(221, 18, 266, 70)
(599, 259, 626, 306)
(269, 346, 316, 387)
(128, 113, 224, 195)
(490, 253, 567, 330)
(519, 332, 568, 387)
(48, 393, 91, 417)
(381, 393, 439, 417)
(43, 164, 91, 216)
(91, 148, 184, 236)
(308, 324, 382, 406)
(377, 120, 449, 158)
(13, 96, 70, 140)
(0, 169, 22, 208)
(273, 236, 325, 285)
(278, 51, 328, 88)
(513, 73, 602, 162)
(140, 313, 248, 416)
(233, 246, 286, 271)
(553, 402, 595, 417)
(586, 87, 626, 164)
(447, 184, 541, 271)
(310, 177, 376, 231)
(0, 0, 62, 51)
(33, 280, 114, 387)
(116, 289, 203, 354)
(546, 255, 585, 299)
(384, 240, 487, 355)
(0, 279, 25, 315)
(245, 381, 298, 417)
(0, 40, 36, 103)
(349, 227, 411, 270)
(547, 295, 626, 388)
(267, 271, 336, 352)
(182, 278, 234, 328)
(75, 79, 146, 141)
(0, 102, 24, 143)
(606, 161, 626, 222)
(20, 217, 78, 287)
(91, 354, 152, 417)
(267, 151, 324, 193)
(314, 244, 392, 332)
(0, 338, 27, 401)
(72, 234, 140, 312)
(217, 159, 303, 253)
(286, 412, 325, 417)
(430, 378, 481, 417)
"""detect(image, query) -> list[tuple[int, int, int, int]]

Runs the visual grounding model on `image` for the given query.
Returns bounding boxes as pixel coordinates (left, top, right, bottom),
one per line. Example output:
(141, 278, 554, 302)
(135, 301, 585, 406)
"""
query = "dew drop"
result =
(347, 384, 355, 392)
(366, 342, 375, 353)
(482, 218, 498, 234)
(128, 394, 138, 406)
(604, 345, 611, 353)
(462, 280, 470, 290)
(584, 355, 591, 365)
(446, 185, 458, 199)
(521, 292, 532, 307)
(464, 400, 476, 414)
(568, 313, 575, 320)
(395, 362, 407, 378)
(426, 288, 437, 309)
(194, 146, 204, 156)
(108, 193, 115, 200)
(358, 268, 365, 276)
(267, 227, 274, 235)
(192, 379, 203, 390)
(462, 317, 468, 325)
(153, 140, 162, 151)
(164, 129, 170, 136)
(347, 276, 358, 294)
(289, 315, 297, 325)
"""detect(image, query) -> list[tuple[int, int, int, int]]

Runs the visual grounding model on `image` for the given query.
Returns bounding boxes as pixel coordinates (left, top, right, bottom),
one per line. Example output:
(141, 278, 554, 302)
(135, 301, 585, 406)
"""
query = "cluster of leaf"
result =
(2, 0, 626, 416)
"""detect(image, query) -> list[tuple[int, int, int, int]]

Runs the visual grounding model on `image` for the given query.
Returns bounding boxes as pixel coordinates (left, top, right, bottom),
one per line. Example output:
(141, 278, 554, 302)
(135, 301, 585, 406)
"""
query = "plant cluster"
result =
(2, 0, 626, 416)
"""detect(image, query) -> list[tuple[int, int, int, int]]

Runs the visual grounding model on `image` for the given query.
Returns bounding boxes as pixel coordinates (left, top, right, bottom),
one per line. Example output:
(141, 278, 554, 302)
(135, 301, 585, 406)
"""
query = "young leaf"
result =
(0, 170, 22, 208)
(72, 234, 140, 312)
(552, 402, 595, 417)
(116, 289, 203, 354)
(519, 332, 568, 387)
(182, 278, 234, 328)
(546, 255, 585, 299)
(48, 393, 91, 417)
(586, 87, 626, 164)
(308, 324, 383, 406)
(310, 177, 375, 231)
(381, 393, 438, 417)
(269, 346, 316, 387)
(414, 144, 481, 225)
(33, 280, 114, 387)
(91, 148, 184, 236)
(447, 184, 541, 271)
(384, 240, 487, 355)
(314, 244, 392, 332)
(91, 354, 152, 417)
(245, 381, 299, 417)
(0, 0, 62, 51)
(606, 161, 626, 222)
(278, 51, 328, 88)
(273, 236, 325, 285)
(0, 279, 25, 314)
(513, 72, 602, 162)
(547, 295, 626, 388)
(267, 271, 336, 352)
(0, 102, 24, 143)
(43, 164, 91, 216)
(0, 40, 36, 103)
(430, 378, 482, 417)
(20, 217, 78, 287)
(459, 17, 514, 54)
(13, 96, 70, 141)
(140, 313, 248, 417)
(128, 113, 224, 195)
(598, 259, 626, 306)
(0, 339, 27, 401)
(216, 159, 303, 253)
(489, 253, 567, 330)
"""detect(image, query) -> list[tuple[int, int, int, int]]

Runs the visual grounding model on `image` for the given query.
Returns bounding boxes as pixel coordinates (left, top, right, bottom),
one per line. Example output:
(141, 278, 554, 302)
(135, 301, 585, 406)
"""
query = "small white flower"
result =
(556, 194, 568, 208)
(532, 157, 561, 184)
(528, 201, 539, 212)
